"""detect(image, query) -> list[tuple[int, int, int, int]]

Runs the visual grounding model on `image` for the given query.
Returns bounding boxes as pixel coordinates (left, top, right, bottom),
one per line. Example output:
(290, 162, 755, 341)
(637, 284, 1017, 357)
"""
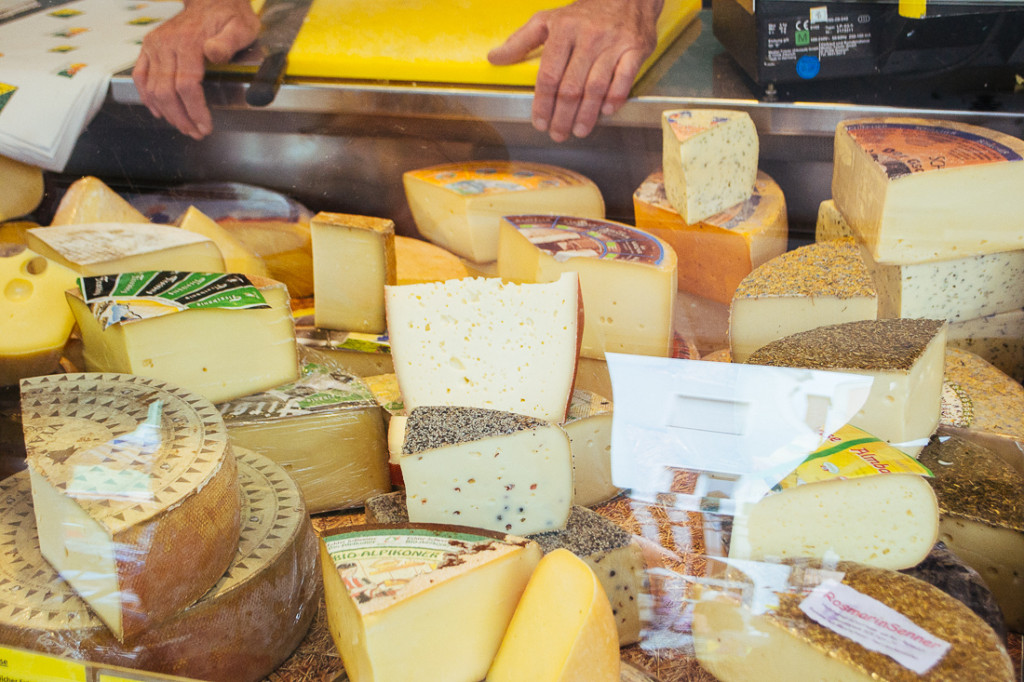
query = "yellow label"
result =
(0, 646, 87, 682)
(411, 162, 585, 196)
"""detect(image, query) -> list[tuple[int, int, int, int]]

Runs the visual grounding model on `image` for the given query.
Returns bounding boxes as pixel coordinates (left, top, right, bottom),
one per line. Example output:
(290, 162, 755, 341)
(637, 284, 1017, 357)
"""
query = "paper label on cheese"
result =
(799, 579, 951, 674)
(664, 110, 732, 141)
(845, 122, 1024, 178)
(78, 271, 268, 328)
(503, 215, 667, 265)
(0, 645, 88, 682)
(219, 363, 376, 422)
(635, 171, 768, 228)
(407, 163, 587, 196)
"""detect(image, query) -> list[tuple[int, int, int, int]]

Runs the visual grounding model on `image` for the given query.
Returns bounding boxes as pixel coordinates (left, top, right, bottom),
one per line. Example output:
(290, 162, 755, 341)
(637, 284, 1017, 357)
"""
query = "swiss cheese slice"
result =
(0, 447, 319, 682)
(633, 169, 788, 304)
(498, 215, 676, 359)
(178, 206, 268, 278)
(50, 176, 150, 225)
(20, 373, 241, 643)
(320, 524, 542, 682)
(0, 154, 44, 221)
(403, 160, 604, 264)
(832, 117, 1024, 264)
(385, 274, 581, 422)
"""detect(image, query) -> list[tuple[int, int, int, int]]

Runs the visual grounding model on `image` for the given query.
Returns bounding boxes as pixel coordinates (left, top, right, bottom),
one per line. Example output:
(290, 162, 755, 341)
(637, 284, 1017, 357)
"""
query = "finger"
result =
(544, 43, 597, 142)
(601, 50, 643, 116)
(132, 52, 162, 119)
(204, 16, 259, 63)
(488, 15, 548, 65)
(149, 51, 205, 139)
(531, 34, 573, 135)
(570, 52, 620, 138)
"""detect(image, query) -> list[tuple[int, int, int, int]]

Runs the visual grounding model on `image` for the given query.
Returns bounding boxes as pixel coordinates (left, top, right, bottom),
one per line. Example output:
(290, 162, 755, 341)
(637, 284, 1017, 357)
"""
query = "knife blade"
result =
(245, 0, 313, 107)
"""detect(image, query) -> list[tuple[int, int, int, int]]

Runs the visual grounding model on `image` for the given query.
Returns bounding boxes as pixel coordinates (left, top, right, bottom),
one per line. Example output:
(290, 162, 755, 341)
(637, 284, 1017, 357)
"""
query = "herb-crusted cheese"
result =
(947, 307, 1024, 383)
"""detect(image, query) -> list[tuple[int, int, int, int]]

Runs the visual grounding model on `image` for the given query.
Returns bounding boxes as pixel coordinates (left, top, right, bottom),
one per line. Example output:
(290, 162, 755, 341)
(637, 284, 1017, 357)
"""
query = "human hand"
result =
(133, 0, 260, 140)
(488, 0, 663, 143)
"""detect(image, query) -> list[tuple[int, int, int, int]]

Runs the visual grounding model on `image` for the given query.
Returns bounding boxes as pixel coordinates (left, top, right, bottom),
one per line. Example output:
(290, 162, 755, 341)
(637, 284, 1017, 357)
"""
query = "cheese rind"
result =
(661, 109, 758, 223)
(20, 372, 241, 643)
(0, 155, 44, 221)
(311, 212, 396, 333)
(634, 169, 788, 304)
(403, 160, 604, 263)
(385, 274, 581, 422)
(50, 176, 150, 225)
(564, 389, 619, 507)
(832, 117, 1024, 264)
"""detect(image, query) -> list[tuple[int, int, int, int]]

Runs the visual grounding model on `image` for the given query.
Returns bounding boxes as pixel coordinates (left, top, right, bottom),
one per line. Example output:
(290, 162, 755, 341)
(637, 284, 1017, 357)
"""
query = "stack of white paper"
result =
(0, 0, 181, 171)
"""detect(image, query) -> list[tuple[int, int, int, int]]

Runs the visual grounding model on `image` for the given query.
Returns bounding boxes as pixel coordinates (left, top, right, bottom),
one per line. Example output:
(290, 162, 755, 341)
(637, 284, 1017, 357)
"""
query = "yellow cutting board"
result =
(238, 0, 699, 86)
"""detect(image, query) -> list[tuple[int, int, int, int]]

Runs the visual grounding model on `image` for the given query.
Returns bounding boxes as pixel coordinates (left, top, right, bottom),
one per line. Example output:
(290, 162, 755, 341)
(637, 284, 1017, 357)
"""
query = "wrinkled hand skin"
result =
(133, 0, 259, 140)
(488, 0, 663, 143)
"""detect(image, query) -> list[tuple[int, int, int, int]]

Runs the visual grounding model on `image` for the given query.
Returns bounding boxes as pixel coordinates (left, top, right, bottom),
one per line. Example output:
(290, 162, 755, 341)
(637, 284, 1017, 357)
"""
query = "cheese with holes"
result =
(488, 548, 620, 682)
(814, 199, 854, 242)
(919, 436, 1024, 633)
(312, 212, 396, 333)
(832, 118, 1024, 264)
(321, 525, 541, 682)
(220, 366, 390, 514)
(948, 307, 1024, 383)
(634, 169, 787, 304)
(403, 160, 604, 264)
(747, 319, 947, 455)
(401, 406, 573, 535)
(0, 447, 319, 682)
(729, 239, 878, 364)
(0, 155, 43, 221)
(50, 176, 150, 225)
(26, 223, 225, 276)
(385, 274, 581, 422)
(0, 246, 79, 385)
(395, 235, 469, 284)
(661, 109, 758, 223)
(67, 275, 298, 404)
(564, 389, 618, 507)
(20, 373, 241, 643)
(498, 215, 676, 359)
(178, 206, 268, 277)
(692, 561, 1015, 682)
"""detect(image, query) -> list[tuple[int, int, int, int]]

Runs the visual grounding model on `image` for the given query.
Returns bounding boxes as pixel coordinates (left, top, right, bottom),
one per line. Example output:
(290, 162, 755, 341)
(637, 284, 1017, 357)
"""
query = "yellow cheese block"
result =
(395, 235, 469, 284)
(0, 246, 79, 385)
(50, 176, 149, 225)
(488, 548, 620, 682)
(0, 155, 44, 221)
(178, 206, 268, 277)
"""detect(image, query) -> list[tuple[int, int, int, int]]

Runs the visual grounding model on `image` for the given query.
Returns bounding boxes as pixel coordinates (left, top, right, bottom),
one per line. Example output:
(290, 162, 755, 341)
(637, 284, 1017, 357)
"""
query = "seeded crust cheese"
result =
(21, 372, 241, 643)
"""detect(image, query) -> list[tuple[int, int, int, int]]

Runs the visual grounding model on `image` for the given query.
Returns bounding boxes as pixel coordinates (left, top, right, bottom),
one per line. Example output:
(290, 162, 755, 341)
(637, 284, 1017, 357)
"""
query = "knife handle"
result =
(246, 51, 287, 107)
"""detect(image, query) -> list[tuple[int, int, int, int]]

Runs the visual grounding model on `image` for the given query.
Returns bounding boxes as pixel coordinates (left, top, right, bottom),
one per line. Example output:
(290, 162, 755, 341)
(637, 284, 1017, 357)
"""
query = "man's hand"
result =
(488, 0, 663, 143)
(133, 0, 260, 140)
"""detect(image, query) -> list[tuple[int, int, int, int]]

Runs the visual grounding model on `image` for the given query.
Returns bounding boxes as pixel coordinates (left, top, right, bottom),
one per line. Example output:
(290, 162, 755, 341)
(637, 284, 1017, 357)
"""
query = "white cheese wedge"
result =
(947, 307, 1024, 383)
(564, 389, 619, 507)
(488, 548, 620, 682)
(0, 246, 79, 385)
(395, 234, 469, 284)
(814, 198, 854, 242)
(0, 448, 319, 682)
(20, 373, 241, 643)
(832, 117, 1024, 264)
(919, 435, 1024, 633)
(385, 274, 581, 422)
(692, 561, 1015, 682)
(746, 318, 947, 455)
(178, 206, 268, 278)
(320, 525, 542, 682)
(634, 169, 788, 304)
(661, 109, 758, 223)
(498, 215, 676, 359)
(67, 275, 299, 404)
(0, 154, 44, 221)
(729, 238, 878, 364)
(401, 405, 574, 535)
(26, 223, 225, 276)
(403, 160, 604, 263)
(220, 367, 390, 514)
(50, 176, 150, 226)
(729, 474, 939, 570)
(311, 212, 396, 333)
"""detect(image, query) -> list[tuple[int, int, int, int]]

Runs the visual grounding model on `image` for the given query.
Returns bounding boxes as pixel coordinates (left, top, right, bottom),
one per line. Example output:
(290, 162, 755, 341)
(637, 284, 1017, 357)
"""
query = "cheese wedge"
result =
(832, 117, 1024, 264)
(178, 206, 268, 277)
(661, 109, 758, 223)
(746, 318, 947, 455)
(311, 212, 396, 333)
(0, 154, 44, 221)
(814, 198, 854, 242)
(634, 169, 788, 304)
(26, 223, 225, 276)
(692, 561, 1015, 682)
(220, 217, 315, 298)
(729, 238, 878, 364)
(948, 307, 1024, 383)
(50, 176, 150, 225)
(320, 524, 542, 682)
(0, 245, 79, 385)
(21, 373, 241, 643)
(401, 406, 573, 535)
(487, 548, 620, 682)
(385, 274, 581, 422)
(918, 436, 1024, 633)
(564, 389, 619, 507)
(498, 215, 676, 359)
(67, 275, 299, 404)
(403, 160, 604, 264)
(395, 234, 469, 284)
(0, 448, 319, 682)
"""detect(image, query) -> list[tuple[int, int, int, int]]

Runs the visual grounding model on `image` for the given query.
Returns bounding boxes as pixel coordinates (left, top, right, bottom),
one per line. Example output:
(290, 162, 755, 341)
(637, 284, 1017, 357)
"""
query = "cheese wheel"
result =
(0, 154, 44, 221)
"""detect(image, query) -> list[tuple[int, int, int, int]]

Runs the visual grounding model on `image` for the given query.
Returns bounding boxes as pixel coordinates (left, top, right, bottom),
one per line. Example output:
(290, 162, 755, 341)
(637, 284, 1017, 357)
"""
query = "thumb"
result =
(204, 18, 258, 64)
(488, 17, 548, 65)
